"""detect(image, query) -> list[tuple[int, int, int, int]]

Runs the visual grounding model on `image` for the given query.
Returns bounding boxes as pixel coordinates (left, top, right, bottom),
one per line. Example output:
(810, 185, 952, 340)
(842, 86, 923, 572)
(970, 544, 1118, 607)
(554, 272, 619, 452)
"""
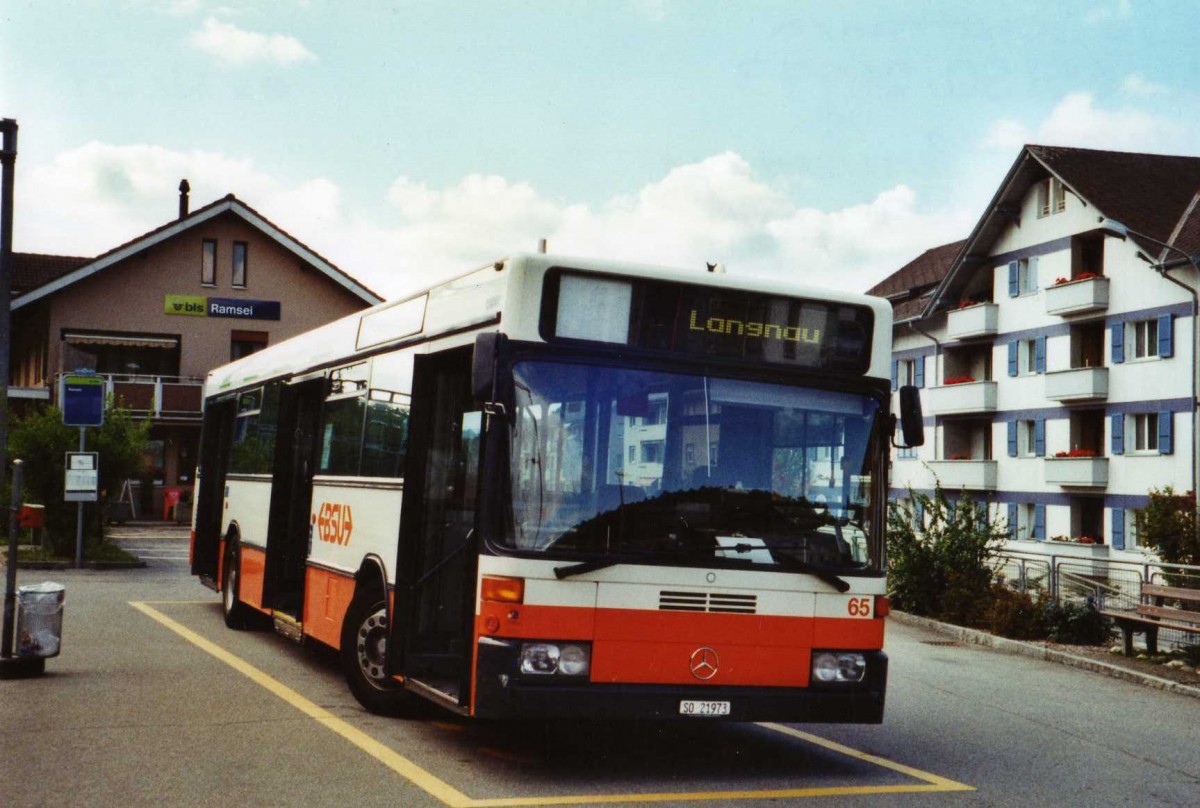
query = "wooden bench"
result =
(1102, 584, 1200, 656)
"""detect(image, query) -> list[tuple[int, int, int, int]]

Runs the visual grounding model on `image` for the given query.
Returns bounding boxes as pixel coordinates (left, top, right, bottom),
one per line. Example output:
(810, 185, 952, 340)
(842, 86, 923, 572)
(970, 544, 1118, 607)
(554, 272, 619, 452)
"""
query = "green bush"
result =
(1043, 599, 1112, 645)
(1136, 487, 1199, 588)
(987, 584, 1048, 640)
(887, 486, 1008, 626)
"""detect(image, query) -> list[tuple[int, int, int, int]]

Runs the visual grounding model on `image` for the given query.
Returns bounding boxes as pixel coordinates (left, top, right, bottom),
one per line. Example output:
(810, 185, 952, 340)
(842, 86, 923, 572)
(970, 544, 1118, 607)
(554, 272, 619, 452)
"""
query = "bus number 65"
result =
(847, 597, 872, 617)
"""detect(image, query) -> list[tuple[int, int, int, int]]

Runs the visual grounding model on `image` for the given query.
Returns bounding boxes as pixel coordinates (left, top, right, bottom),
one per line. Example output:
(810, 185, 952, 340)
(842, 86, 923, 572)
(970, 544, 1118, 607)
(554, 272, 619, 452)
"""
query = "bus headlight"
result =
(519, 642, 591, 677)
(812, 651, 866, 683)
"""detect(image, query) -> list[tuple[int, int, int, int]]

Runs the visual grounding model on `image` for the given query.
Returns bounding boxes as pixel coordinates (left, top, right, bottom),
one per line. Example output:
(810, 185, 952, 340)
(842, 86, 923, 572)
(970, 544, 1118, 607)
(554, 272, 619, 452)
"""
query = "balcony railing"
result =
(1045, 276, 1109, 316)
(923, 380, 997, 414)
(1044, 456, 1109, 487)
(1044, 367, 1109, 403)
(925, 459, 998, 491)
(55, 373, 204, 420)
(946, 303, 999, 340)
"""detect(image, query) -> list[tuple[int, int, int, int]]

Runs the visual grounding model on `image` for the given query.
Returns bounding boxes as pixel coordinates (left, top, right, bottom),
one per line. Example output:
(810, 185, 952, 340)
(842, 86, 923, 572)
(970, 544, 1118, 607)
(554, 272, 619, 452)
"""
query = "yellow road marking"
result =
(132, 600, 975, 806)
(129, 601, 475, 807)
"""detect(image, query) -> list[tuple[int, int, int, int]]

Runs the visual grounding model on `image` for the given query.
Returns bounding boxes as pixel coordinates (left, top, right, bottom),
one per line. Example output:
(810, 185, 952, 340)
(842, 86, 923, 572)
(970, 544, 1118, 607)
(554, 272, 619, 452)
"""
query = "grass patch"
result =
(16, 539, 139, 565)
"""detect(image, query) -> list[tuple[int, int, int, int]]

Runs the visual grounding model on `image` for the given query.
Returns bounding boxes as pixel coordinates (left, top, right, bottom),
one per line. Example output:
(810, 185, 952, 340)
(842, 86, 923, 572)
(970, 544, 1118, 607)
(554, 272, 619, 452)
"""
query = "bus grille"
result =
(659, 591, 757, 614)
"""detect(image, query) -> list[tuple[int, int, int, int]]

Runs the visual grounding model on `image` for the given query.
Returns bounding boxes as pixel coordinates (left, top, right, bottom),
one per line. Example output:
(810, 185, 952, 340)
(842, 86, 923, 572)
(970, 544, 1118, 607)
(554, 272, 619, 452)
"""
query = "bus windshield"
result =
(501, 359, 884, 573)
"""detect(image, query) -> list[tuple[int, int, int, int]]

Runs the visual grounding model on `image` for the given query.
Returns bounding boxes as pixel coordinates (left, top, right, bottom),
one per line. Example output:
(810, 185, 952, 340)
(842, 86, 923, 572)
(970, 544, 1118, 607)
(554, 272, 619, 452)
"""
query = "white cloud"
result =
(1085, 0, 1132, 24)
(630, 0, 670, 22)
(1122, 73, 1168, 97)
(982, 91, 1186, 153)
(187, 17, 317, 66)
(16, 143, 969, 300)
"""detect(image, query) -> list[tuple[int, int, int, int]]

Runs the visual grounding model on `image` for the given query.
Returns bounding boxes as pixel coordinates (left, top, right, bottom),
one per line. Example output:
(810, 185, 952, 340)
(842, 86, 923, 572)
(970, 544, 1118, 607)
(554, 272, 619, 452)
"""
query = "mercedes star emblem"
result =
(689, 646, 719, 680)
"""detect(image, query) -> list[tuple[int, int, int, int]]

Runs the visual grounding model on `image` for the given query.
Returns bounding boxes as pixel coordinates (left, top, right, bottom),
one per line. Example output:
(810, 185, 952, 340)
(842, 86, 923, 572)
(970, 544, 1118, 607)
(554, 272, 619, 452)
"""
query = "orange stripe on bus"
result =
(303, 566, 357, 649)
(239, 546, 267, 610)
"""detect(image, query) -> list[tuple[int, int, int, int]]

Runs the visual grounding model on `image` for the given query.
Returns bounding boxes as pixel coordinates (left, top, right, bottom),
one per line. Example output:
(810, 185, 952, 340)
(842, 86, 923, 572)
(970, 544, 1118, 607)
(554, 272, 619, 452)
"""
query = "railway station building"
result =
(9, 182, 382, 514)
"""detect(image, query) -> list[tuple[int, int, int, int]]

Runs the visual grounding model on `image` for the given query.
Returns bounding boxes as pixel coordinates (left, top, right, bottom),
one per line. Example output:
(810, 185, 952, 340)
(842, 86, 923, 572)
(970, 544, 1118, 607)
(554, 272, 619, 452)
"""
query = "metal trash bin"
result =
(16, 582, 64, 659)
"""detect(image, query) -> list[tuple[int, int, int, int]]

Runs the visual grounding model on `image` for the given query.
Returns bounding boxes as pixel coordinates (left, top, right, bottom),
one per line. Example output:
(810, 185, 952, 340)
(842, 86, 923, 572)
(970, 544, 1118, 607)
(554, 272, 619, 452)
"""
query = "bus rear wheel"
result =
(340, 596, 415, 716)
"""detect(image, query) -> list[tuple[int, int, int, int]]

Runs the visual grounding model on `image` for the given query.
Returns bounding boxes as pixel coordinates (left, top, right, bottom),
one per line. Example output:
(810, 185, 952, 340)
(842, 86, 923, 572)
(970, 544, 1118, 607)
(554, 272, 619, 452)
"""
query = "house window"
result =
(232, 241, 248, 288)
(1132, 413, 1159, 453)
(1130, 319, 1159, 360)
(201, 239, 217, 286)
(641, 440, 664, 464)
(1015, 503, 1036, 540)
(1017, 420, 1036, 457)
(231, 330, 269, 361)
(685, 443, 695, 465)
(1037, 178, 1067, 218)
(627, 445, 636, 463)
(1019, 339, 1038, 375)
(1017, 258, 1038, 294)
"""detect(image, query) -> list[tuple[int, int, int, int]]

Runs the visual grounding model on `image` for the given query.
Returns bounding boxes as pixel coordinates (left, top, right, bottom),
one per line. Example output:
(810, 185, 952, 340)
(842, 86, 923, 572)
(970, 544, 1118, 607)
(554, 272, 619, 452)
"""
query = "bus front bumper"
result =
(473, 643, 887, 723)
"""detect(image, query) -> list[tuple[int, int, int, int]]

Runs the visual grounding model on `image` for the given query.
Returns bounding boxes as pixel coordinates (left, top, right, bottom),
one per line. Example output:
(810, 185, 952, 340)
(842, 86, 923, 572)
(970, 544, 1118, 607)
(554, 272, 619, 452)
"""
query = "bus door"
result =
(192, 397, 236, 585)
(394, 349, 481, 706)
(262, 378, 325, 620)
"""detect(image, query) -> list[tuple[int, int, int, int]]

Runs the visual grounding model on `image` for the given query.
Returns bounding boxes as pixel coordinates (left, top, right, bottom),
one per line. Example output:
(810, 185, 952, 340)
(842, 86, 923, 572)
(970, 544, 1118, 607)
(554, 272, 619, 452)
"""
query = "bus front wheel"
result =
(221, 541, 252, 630)
(340, 595, 415, 716)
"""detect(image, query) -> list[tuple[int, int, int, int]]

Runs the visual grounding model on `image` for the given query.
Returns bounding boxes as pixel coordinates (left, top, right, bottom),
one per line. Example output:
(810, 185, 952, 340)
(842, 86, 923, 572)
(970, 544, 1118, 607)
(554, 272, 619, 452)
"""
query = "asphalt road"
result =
(1, 531, 1197, 807)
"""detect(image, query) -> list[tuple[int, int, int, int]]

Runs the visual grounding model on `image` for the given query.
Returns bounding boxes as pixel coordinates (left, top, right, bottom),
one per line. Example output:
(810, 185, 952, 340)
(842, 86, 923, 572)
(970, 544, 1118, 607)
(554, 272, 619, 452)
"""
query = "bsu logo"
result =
(315, 502, 353, 545)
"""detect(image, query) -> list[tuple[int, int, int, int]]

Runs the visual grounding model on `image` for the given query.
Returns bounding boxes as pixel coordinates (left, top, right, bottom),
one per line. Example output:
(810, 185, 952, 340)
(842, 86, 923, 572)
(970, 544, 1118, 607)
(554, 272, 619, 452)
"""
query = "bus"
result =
(191, 252, 923, 722)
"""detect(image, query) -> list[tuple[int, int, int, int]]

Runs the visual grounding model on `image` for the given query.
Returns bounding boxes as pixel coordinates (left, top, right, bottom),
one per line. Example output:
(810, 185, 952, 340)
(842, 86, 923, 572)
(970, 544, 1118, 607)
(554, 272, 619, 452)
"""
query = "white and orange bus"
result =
(191, 253, 923, 721)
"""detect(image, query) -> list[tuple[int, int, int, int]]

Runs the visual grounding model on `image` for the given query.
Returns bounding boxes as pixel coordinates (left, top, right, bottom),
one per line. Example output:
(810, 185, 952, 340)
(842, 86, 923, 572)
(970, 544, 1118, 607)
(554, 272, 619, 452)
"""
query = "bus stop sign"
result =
(62, 373, 105, 427)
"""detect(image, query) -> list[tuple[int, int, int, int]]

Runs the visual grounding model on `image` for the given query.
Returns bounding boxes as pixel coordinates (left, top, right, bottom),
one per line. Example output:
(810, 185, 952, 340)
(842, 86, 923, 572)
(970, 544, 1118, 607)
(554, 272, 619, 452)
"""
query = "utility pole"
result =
(0, 119, 17, 497)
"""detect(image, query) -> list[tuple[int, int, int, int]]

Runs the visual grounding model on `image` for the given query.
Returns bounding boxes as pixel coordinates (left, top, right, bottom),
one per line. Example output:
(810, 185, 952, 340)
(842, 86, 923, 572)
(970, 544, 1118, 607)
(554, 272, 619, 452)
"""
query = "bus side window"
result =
(361, 350, 414, 478)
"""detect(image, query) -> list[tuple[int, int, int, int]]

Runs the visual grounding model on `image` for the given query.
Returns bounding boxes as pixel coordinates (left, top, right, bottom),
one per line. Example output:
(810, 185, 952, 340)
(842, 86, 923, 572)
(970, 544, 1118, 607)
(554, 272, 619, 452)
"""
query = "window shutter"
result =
(1035, 335, 1047, 374)
(891, 360, 898, 391)
(915, 357, 925, 388)
(1111, 508, 1125, 550)
(1034, 504, 1046, 541)
(1034, 419, 1046, 457)
(1111, 414, 1124, 455)
(1158, 314, 1174, 358)
(1008, 341, 1019, 376)
(1007, 503, 1018, 538)
(1008, 262, 1019, 297)
(1159, 410, 1173, 455)
(1111, 323, 1124, 364)
(1007, 421, 1018, 457)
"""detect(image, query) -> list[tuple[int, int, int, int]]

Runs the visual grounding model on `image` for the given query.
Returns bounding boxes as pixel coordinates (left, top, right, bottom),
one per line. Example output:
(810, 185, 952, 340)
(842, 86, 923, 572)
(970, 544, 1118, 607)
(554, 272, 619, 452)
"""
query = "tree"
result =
(886, 485, 1008, 627)
(9, 398, 149, 556)
(1136, 487, 1199, 583)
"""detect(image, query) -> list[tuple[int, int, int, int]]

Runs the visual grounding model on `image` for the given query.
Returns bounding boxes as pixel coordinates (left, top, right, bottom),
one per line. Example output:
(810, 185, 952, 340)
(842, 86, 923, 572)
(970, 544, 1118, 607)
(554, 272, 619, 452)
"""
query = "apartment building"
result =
(9, 183, 382, 503)
(871, 145, 1200, 563)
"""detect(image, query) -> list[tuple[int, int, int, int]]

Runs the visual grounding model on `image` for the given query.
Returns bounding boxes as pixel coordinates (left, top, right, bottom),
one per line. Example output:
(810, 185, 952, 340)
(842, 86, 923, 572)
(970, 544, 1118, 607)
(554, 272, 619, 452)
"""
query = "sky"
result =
(3, 0, 1200, 299)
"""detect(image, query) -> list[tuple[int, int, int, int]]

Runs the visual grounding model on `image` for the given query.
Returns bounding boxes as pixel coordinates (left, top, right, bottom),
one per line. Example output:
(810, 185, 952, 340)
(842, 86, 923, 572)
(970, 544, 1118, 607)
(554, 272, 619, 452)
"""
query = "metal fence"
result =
(995, 551, 1200, 651)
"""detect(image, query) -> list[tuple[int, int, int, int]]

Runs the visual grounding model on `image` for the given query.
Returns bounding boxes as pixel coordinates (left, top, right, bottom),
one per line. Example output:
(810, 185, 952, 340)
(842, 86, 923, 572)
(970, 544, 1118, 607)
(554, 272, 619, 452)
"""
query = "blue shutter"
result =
(1034, 504, 1046, 541)
(1158, 314, 1174, 358)
(1111, 323, 1124, 364)
(1111, 414, 1124, 455)
(1035, 335, 1047, 374)
(891, 360, 898, 391)
(1008, 341, 1019, 376)
(915, 357, 925, 388)
(1008, 261, 1019, 297)
(1159, 410, 1173, 455)
(1034, 419, 1046, 457)
(1007, 421, 1018, 457)
(1007, 503, 1018, 538)
(914, 499, 925, 529)
(1111, 508, 1125, 550)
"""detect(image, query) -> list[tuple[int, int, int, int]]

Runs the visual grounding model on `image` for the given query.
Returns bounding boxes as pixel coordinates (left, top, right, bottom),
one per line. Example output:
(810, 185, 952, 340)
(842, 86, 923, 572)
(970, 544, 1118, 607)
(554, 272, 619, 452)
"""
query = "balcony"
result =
(923, 380, 997, 414)
(946, 303, 999, 340)
(926, 460, 998, 491)
(1044, 456, 1109, 487)
(1044, 276, 1109, 316)
(56, 373, 204, 421)
(1044, 367, 1109, 403)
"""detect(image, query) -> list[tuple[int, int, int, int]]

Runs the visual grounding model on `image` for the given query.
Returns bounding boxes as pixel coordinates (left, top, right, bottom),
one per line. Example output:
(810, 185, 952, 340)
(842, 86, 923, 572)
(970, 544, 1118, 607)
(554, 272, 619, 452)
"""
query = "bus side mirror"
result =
(472, 332, 511, 408)
(897, 385, 924, 447)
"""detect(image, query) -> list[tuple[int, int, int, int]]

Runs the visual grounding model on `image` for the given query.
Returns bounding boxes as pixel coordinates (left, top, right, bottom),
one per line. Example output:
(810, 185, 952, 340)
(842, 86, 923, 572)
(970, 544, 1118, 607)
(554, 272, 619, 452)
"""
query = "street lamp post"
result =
(1099, 216, 1200, 524)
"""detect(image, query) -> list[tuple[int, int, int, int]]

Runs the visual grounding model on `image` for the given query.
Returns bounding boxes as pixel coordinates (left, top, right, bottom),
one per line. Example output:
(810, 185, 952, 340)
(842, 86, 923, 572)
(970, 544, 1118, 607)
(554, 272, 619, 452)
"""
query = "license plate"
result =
(679, 700, 731, 717)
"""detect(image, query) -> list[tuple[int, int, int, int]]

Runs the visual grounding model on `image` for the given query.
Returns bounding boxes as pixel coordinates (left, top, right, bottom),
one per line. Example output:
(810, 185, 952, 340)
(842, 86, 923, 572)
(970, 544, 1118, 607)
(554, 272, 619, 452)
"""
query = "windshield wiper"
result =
(554, 554, 638, 579)
(769, 554, 851, 593)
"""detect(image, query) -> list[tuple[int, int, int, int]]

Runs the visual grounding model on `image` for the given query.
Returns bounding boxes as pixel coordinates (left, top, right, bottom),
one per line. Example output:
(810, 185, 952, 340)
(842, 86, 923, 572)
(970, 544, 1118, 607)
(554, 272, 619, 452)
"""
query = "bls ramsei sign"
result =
(164, 294, 281, 321)
(61, 372, 105, 427)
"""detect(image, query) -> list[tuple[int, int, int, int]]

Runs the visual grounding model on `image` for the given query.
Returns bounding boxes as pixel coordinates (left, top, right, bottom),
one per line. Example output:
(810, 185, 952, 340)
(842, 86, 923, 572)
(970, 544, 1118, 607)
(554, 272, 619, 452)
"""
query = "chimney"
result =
(178, 179, 190, 220)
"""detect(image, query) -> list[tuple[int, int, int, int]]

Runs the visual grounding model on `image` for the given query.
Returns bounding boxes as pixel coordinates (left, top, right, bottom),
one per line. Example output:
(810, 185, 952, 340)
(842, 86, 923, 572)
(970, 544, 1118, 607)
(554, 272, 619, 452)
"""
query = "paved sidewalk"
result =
(104, 521, 191, 541)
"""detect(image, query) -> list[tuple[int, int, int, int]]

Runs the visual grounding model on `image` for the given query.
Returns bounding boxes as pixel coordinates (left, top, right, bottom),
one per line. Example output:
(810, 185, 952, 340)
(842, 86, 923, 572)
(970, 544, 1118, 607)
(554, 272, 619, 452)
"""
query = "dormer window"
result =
(1036, 178, 1067, 218)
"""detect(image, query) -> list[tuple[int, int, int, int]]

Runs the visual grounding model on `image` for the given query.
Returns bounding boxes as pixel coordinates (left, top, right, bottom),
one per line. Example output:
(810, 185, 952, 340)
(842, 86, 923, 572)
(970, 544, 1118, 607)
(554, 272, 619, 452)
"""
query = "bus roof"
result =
(205, 253, 893, 397)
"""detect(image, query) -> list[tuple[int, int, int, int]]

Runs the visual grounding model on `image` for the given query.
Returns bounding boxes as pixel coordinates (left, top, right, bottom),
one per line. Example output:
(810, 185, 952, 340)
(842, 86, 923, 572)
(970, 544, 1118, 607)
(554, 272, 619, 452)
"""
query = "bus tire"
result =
(221, 540, 252, 630)
(340, 595, 414, 716)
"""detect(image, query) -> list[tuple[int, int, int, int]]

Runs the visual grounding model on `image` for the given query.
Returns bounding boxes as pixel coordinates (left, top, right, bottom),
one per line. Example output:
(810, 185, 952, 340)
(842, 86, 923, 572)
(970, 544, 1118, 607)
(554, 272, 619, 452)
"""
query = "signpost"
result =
(62, 372, 104, 568)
